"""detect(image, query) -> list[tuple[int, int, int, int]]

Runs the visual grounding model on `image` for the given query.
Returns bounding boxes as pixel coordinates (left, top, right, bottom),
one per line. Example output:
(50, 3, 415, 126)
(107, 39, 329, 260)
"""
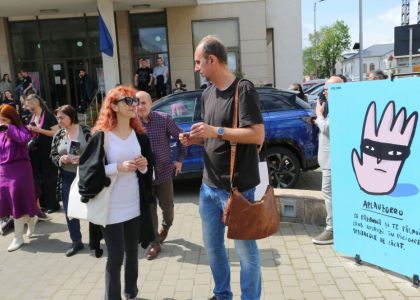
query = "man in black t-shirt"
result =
(134, 58, 153, 93)
(77, 69, 96, 113)
(180, 36, 264, 300)
(21, 70, 33, 96)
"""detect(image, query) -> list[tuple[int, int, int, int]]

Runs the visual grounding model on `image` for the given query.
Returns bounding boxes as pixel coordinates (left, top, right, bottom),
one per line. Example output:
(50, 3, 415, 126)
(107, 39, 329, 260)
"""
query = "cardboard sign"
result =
(329, 77, 420, 278)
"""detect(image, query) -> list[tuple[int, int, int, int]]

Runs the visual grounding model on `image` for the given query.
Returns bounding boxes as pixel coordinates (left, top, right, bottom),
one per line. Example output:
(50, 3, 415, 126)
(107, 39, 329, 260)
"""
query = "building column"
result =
(0, 17, 12, 79)
(97, 0, 120, 92)
(115, 11, 133, 86)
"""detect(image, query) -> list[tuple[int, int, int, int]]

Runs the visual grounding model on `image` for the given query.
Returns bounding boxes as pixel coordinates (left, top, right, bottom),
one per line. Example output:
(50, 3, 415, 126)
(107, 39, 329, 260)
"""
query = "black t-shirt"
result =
(31, 111, 58, 155)
(29, 110, 58, 174)
(22, 75, 32, 90)
(136, 67, 153, 88)
(201, 78, 264, 192)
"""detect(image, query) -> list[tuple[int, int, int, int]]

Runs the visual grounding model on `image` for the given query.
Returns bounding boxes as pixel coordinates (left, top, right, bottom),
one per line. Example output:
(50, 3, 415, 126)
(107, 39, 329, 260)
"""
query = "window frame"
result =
(258, 91, 303, 113)
(129, 11, 170, 93)
(191, 18, 241, 89)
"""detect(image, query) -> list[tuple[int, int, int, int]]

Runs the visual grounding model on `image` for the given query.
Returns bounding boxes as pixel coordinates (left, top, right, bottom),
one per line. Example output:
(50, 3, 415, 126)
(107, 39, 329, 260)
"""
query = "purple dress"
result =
(0, 124, 38, 218)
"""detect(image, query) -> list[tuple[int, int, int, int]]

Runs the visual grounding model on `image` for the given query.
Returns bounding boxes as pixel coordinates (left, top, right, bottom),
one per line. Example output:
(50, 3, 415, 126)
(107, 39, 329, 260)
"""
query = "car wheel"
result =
(267, 147, 301, 188)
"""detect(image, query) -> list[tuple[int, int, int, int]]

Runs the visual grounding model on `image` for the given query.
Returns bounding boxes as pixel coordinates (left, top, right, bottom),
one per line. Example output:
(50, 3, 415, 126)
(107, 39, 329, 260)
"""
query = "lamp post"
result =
(314, 0, 325, 78)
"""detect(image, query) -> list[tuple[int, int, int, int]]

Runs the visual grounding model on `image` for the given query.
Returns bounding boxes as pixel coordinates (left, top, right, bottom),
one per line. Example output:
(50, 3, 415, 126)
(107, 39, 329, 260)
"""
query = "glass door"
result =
(45, 62, 70, 109)
(67, 59, 87, 108)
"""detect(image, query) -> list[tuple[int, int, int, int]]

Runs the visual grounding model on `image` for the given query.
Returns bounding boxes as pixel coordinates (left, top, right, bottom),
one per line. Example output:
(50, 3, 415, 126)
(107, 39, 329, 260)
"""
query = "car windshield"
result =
(266, 89, 312, 109)
(305, 83, 323, 94)
(296, 97, 312, 109)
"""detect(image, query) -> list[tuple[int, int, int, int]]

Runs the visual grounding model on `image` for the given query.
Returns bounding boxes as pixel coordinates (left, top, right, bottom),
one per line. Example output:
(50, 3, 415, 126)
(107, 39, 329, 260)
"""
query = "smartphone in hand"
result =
(180, 132, 190, 139)
(69, 141, 81, 156)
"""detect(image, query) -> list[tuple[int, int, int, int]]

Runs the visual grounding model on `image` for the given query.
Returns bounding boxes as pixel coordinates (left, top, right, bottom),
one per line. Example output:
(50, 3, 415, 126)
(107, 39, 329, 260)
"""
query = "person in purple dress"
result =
(0, 104, 38, 252)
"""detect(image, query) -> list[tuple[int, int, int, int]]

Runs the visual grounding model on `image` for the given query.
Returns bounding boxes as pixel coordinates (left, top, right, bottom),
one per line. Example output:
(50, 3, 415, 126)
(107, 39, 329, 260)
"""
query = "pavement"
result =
(1, 172, 420, 299)
(294, 169, 322, 191)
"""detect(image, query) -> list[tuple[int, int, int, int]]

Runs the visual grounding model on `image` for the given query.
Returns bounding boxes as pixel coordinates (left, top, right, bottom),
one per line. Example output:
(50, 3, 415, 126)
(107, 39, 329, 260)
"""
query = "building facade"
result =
(336, 44, 394, 81)
(0, 0, 302, 108)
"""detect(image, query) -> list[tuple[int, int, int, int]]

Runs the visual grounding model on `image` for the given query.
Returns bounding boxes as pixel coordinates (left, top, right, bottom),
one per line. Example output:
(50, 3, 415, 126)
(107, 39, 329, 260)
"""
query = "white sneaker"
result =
(312, 229, 333, 245)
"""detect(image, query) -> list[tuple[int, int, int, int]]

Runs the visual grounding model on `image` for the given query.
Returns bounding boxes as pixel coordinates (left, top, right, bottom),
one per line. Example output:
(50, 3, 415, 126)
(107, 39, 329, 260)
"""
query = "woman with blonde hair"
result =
(26, 94, 60, 213)
(0, 104, 38, 251)
(78, 85, 154, 300)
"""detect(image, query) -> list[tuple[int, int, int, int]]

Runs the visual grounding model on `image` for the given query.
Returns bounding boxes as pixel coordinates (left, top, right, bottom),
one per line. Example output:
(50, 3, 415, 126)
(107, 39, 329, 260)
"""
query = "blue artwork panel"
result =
(329, 77, 420, 277)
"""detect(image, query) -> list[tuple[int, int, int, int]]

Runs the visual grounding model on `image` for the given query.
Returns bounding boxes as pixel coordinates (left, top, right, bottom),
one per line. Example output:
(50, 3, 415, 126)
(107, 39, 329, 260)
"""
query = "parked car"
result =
(305, 83, 325, 108)
(305, 82, 324, 95)
(151, 87, 319, 188)
(302, 79, 325, 92)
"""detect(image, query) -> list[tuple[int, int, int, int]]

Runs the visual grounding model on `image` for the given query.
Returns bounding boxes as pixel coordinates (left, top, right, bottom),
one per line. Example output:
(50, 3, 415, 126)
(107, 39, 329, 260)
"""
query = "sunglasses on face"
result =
(116, 97, 139, 106)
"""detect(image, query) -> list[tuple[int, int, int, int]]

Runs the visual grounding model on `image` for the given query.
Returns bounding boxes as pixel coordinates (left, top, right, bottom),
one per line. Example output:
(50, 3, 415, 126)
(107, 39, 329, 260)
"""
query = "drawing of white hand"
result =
(352, 101, 418, 195)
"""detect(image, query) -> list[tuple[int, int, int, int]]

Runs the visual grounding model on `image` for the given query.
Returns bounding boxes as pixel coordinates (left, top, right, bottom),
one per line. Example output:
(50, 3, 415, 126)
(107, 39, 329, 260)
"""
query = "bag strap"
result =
(229, 80, 267, 188)
(229, 80, 242, 187)
(103, 131, 109, 165)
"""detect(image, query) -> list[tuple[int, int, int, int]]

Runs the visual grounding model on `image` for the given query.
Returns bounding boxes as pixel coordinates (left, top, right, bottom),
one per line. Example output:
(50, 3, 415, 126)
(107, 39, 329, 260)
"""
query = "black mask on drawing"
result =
(361, 139, 410, 163)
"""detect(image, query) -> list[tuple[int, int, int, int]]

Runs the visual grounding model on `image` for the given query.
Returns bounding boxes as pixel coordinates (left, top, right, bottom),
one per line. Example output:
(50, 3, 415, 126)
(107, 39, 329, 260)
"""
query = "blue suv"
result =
(152, 87, 319, 188)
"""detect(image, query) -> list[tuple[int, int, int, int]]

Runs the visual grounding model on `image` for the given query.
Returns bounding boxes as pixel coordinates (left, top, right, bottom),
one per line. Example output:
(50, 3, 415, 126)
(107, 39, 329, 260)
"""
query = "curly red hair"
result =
(0, 104, 22, 126)
(93, 85, 144, 134)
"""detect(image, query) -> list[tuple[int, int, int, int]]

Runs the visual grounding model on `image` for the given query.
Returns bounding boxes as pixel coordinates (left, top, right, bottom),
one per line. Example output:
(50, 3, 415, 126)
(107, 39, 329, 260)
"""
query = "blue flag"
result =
(98, 9, 113, 57)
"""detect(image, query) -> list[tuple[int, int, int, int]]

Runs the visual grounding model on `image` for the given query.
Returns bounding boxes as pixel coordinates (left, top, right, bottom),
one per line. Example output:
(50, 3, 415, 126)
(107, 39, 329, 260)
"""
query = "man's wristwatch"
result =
(217, 127, 225, 139)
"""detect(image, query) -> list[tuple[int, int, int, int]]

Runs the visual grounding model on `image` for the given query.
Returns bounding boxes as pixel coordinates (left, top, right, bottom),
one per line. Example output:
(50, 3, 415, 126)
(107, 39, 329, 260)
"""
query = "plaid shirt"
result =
(142, 111, 186, 185)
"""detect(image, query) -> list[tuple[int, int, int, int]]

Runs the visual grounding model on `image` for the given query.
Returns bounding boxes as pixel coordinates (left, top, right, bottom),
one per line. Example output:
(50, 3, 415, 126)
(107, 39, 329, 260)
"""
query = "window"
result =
(130, 13, 168, 58)
(139, 27, 167, 53)
(10, 21, 42, 61)
(130, 12, 170, 93)
(86, 17, 99, 57)
(192, 19, 240, 88)
(266, 28, 275, 87)
(40, 18, 88, 59)
(259, 93, 297, 112)
(369, 63, 375, 71)
(192, 19, 239, 48)
(154, 95, 197, 124)
(363, 63, 368, 74)
(9, 17, 101, 105)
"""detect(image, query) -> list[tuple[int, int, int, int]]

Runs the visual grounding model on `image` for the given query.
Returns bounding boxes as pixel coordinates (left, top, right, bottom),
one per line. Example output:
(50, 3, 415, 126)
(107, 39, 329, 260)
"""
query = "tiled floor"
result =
(1, 176, 419, 299)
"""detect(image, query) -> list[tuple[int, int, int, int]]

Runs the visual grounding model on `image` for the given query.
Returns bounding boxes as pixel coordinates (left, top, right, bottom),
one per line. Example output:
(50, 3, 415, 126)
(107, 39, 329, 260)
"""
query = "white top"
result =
(153, 65, 168, 84)
(104, 130, 141, 224)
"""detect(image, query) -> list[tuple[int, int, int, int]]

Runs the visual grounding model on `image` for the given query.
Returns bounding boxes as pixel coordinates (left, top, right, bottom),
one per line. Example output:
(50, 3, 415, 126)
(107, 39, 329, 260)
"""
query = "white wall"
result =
(266, 0, 302, 89)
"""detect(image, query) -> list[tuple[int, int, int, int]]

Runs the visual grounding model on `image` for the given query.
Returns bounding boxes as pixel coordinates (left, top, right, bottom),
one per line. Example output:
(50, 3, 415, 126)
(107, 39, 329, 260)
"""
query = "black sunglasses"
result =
(116, 97, 139, 106)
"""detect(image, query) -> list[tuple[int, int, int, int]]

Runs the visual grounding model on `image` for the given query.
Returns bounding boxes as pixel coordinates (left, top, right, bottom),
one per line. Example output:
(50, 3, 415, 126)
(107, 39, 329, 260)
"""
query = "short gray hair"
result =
(198, 35, 228, 65)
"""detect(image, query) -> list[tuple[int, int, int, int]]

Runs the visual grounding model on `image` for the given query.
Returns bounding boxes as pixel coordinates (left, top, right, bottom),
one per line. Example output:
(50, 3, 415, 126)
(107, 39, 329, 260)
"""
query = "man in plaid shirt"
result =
(136, 91, 187, 260)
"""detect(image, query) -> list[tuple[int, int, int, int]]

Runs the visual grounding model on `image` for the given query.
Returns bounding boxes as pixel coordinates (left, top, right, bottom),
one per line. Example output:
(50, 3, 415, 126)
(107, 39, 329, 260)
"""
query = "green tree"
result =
(303, 47, 317, 76)
(304, 20, 351, 78)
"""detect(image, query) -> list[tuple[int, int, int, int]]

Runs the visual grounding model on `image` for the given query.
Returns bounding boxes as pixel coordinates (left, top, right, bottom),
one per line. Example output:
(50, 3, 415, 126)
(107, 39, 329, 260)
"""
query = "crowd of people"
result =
(0, 34, 394, 299)
(0, 36, 267, 300)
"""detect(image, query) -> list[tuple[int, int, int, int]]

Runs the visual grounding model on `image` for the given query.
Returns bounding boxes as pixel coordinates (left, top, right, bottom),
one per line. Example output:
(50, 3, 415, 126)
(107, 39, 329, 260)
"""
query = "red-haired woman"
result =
(78, 85, 154, 300)
(0, 104, 38, 251)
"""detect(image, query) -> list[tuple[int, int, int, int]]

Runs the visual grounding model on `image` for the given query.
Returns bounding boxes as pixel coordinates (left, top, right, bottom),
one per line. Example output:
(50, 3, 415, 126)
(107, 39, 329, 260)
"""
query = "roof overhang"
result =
(1, 0, 198, 18)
